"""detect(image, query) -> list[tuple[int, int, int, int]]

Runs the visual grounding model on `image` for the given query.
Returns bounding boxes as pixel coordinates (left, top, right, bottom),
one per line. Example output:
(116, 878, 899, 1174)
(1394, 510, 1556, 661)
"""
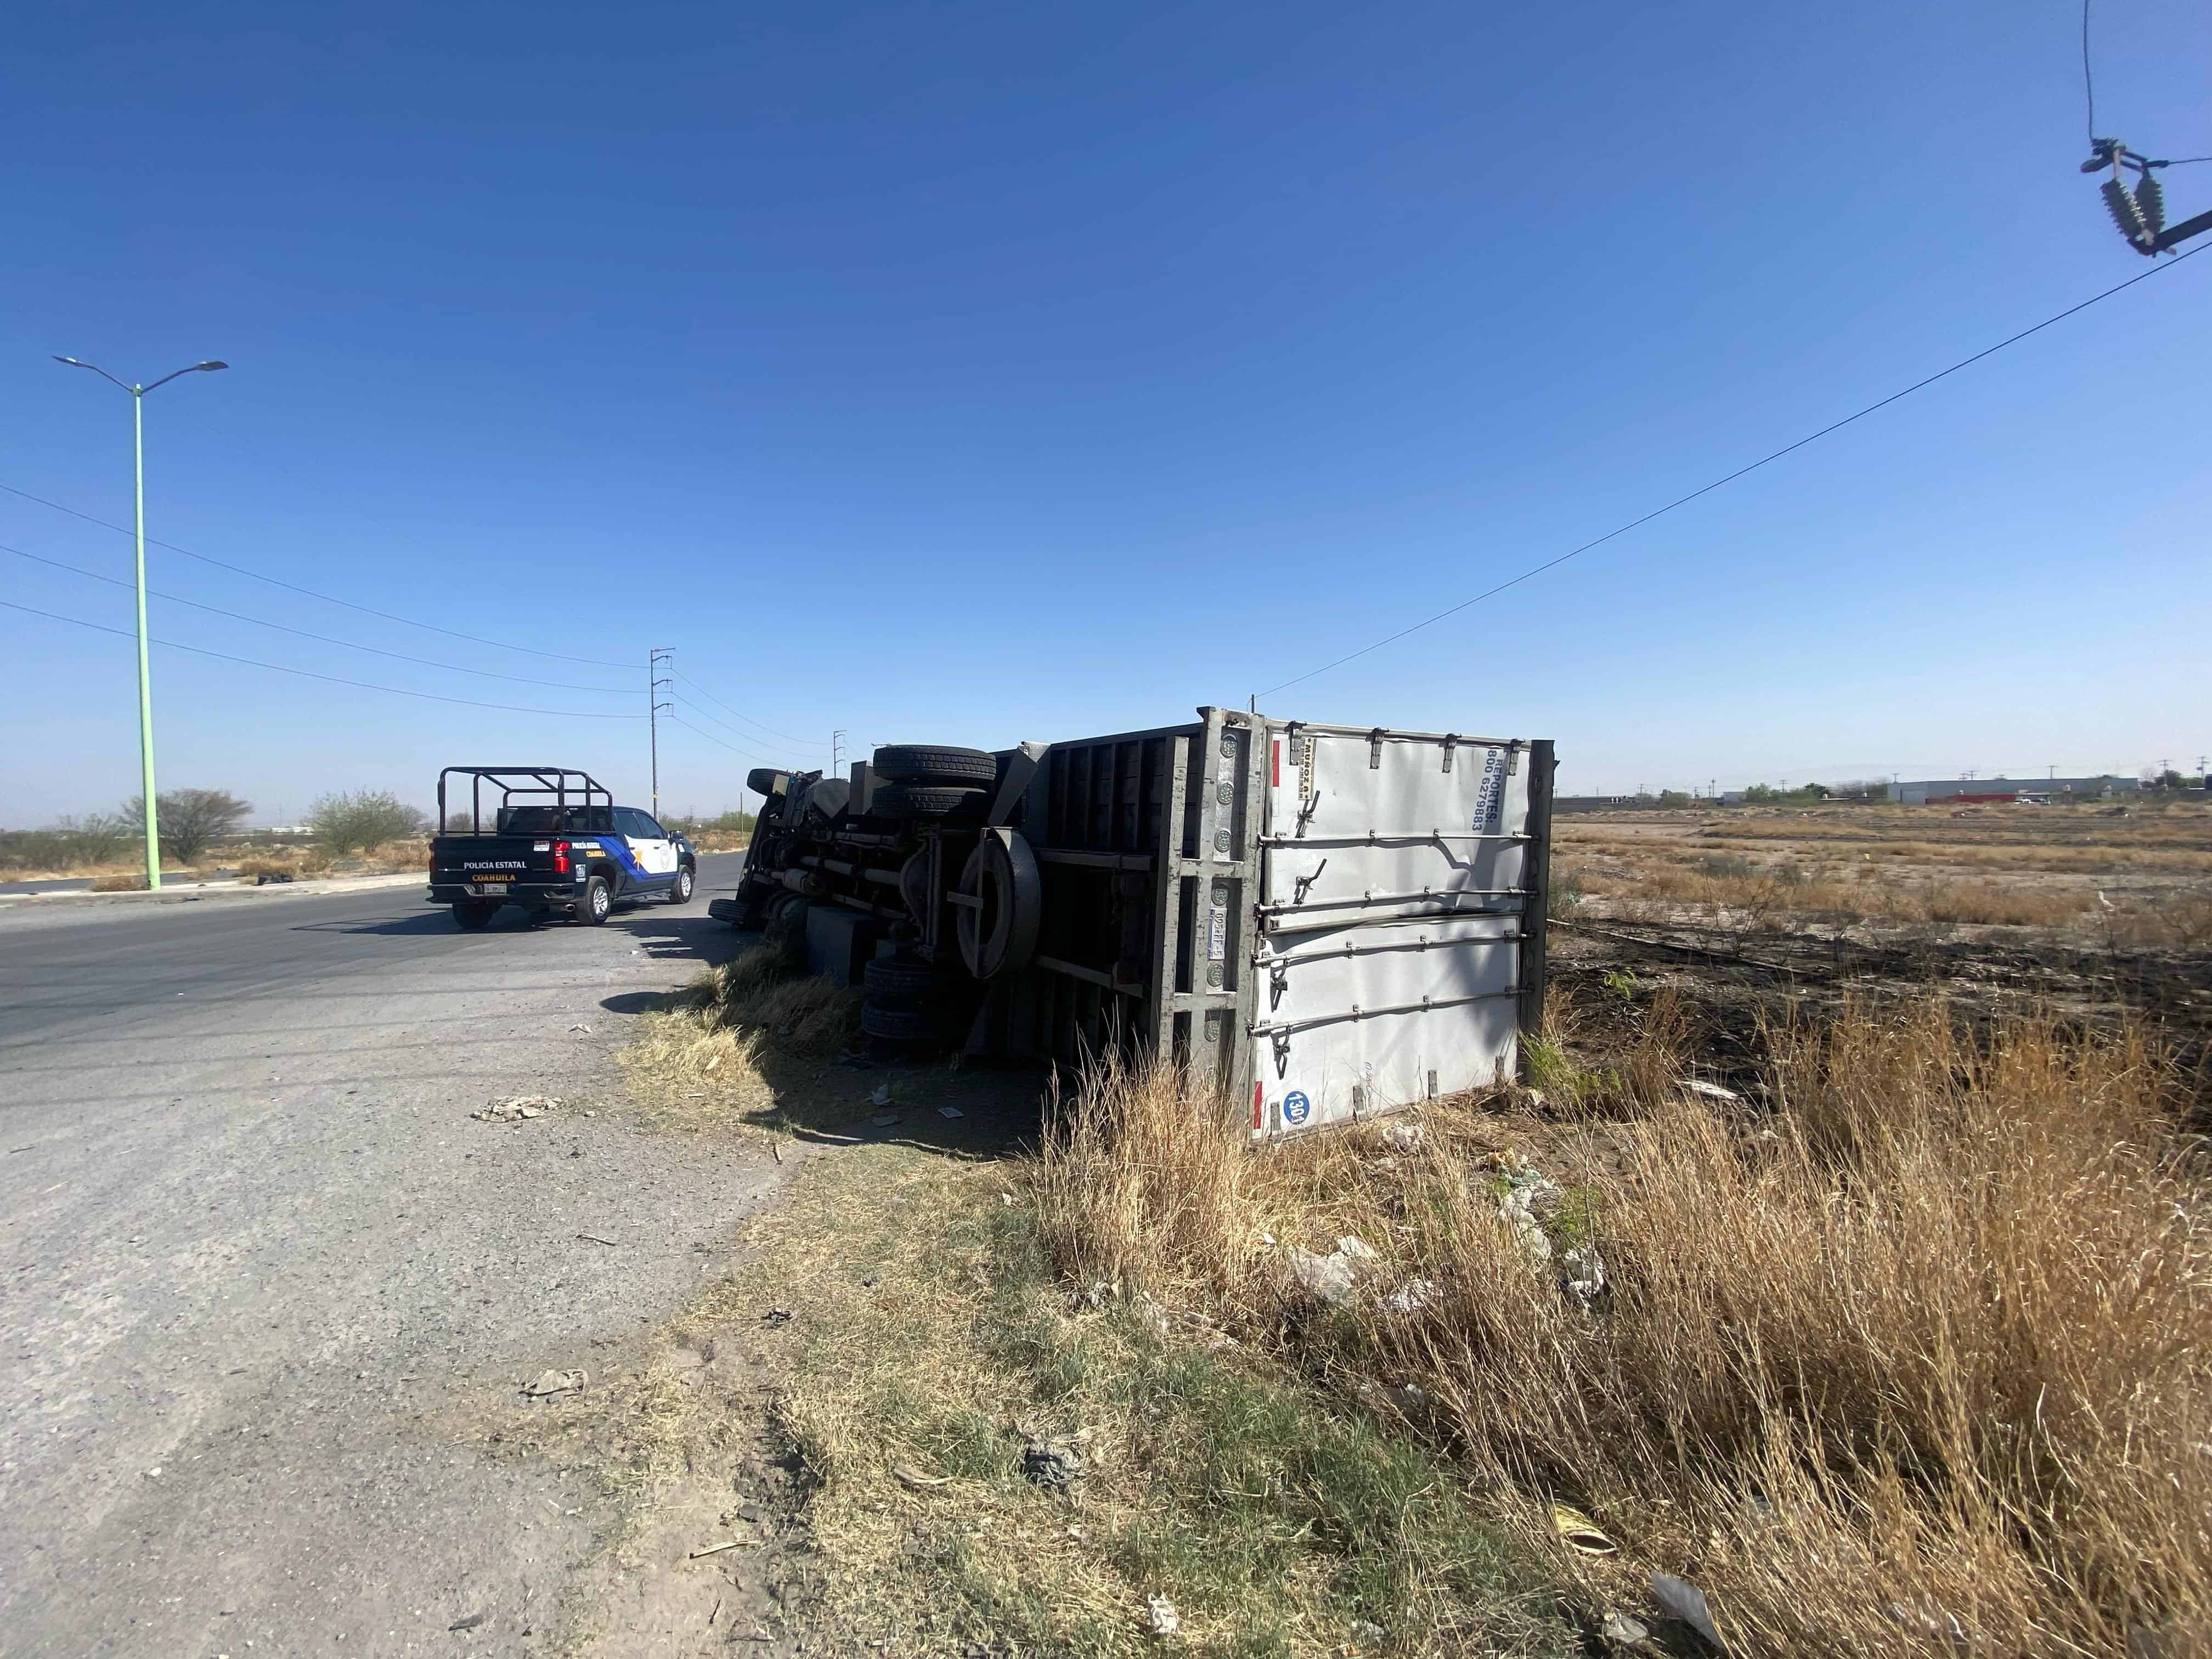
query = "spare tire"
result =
(872, 745, 998, 788)
(873, 783, 988, 822)
(746, 767, 787, 797)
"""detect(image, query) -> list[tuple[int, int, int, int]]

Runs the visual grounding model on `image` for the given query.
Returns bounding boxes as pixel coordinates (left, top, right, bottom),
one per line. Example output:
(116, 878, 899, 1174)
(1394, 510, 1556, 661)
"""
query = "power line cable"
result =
(667, 696, 802, 765)
(667, 714, 782, 763)
(0, 597, 647, 718)
(669, 672, 827, 749)
(1256, 245, 2206, 698)
(1, 542, 634, 693)
(2083, 0, 2097, 146)
(0, 480, 637, 669)
(2080, 4, 2209, 163)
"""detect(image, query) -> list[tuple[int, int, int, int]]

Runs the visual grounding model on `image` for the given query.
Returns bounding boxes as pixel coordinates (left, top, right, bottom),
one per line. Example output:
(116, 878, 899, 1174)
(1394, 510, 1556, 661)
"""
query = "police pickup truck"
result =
(425, 766, 696, 929)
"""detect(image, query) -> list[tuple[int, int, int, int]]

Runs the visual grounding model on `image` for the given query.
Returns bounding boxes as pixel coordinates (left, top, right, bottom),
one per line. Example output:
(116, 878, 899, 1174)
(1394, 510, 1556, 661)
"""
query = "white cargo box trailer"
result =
(720, 707, 1555, 1137)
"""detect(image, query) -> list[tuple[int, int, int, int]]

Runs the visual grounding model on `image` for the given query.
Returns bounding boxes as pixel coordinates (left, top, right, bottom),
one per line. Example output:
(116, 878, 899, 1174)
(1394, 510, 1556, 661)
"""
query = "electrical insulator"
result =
(2103, 177, 2150, 247)
(2134, 170, 2165, 239)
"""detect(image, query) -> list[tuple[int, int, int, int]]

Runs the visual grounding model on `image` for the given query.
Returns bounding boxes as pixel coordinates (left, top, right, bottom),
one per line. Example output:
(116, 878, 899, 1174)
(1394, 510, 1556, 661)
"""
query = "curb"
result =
(3, 871, 429, 907)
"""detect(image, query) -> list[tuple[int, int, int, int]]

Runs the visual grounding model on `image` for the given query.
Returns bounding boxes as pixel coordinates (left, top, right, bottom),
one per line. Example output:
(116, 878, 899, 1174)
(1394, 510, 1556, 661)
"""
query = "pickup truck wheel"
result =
(871, 745, 997, 787)
(666, 864, 695, 906)
(746, 767, 786, 797)
(452, 901, 498, 930)
(578, 875, 612, 926)
(873, 783, 988, 822)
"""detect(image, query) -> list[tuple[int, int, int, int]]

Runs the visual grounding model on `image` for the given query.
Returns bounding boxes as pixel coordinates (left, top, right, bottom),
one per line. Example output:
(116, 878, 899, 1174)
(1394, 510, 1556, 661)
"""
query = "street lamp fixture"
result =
(53, 354, 230, 890)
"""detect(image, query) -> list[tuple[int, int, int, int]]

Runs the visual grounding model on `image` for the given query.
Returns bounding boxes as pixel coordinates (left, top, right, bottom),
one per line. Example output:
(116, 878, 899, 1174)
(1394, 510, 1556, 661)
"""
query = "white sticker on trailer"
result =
(1473, 747, 1509, 834)
(1207, 905, 1227, 961)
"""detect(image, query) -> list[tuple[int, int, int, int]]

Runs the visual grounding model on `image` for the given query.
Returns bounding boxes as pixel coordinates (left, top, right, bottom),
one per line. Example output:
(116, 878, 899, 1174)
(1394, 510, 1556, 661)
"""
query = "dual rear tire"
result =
(860, 955, 963, 1045)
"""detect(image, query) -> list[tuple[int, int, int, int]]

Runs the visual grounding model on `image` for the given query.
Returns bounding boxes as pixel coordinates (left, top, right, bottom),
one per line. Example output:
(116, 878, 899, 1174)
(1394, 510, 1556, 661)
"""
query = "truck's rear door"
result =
(1251, 724, 1550, 1135)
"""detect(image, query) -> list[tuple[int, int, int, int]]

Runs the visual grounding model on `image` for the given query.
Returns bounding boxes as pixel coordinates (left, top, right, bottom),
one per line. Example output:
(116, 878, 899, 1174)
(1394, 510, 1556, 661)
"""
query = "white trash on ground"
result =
(475, 1094, 559, 1123)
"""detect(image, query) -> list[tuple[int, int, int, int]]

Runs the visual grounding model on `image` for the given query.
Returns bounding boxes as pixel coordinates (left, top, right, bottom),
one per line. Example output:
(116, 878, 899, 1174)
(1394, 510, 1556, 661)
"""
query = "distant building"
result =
(1894, 776, 2136, 805)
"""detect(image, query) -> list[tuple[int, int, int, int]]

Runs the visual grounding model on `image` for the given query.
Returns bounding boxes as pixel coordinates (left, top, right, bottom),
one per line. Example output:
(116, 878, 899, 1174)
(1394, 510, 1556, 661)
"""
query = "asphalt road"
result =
(0, 876, 93, 895)
(0, 855, 765, 1658)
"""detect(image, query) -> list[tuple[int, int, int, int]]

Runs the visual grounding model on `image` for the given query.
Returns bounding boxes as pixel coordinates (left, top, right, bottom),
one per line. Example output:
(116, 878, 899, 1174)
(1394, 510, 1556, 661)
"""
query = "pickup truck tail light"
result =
(552, 840, 571, 874)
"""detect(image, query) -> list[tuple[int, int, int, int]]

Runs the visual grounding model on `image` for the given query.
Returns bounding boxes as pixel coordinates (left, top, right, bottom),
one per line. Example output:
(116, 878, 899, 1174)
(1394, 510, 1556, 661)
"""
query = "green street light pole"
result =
(54, 355, 228, 890)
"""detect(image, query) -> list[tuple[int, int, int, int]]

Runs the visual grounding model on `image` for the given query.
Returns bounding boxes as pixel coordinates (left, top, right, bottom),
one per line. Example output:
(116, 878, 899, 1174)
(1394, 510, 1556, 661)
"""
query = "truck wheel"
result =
(577, 875, 612, 926)
(871, 745, 997, 788)
(453, 901, 497, 930)
(873, 783, 988, 821)
(861, 999, 951, 1043)
(863, 956, 945, 1007)
(666, 864, 695, 906)
(746, 767, 786, 797)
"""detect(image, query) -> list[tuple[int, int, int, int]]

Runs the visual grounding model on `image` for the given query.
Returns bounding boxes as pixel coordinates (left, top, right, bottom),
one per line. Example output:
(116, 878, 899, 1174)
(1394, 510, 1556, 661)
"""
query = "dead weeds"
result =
(1032, 993, 2212, 1658)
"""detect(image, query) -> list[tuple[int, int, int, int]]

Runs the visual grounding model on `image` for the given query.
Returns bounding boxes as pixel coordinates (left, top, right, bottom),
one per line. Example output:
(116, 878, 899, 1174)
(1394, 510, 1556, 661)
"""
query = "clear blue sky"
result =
(3, 1, 2206, 823)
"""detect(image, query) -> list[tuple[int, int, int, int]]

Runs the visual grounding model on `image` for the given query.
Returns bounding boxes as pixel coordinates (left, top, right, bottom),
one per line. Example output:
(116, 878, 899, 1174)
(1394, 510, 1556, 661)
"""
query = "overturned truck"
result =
(711, 708, 1554, 1137)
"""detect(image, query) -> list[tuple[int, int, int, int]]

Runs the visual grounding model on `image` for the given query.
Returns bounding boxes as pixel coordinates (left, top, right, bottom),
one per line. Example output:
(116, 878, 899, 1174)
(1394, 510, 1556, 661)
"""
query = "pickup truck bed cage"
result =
(437, 766, 613, 836)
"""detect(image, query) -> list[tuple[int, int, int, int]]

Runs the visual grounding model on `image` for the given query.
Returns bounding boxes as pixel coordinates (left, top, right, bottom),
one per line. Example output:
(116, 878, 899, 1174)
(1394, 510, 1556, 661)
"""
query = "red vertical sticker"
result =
(1252, 1080, 1265, 1129)
(1271, 739, 1281, 786)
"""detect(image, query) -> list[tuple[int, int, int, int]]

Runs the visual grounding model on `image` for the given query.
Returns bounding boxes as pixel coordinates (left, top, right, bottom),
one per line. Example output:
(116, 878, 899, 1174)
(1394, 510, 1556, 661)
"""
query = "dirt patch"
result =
(1553, 805, 2212, 1064)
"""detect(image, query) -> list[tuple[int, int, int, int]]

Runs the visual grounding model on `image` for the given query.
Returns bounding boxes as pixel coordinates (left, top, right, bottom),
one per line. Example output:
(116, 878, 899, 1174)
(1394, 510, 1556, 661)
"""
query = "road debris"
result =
(704, 1052, 723, 1073)
(1020, 1436, 1084, 1491)
(1380, 1119, 1424, 1153)
(449, 1612, 487, 1632)
(689, 1540, 743, 1559)
(869, 1084, 893, 1107)
(568, 1023, 592, 1034)
(522, 1368, 587, 1398)
(763, 1307, 792, 1326)
(1602, 1609, 1651, 1648)
(1561, 1244, 1608, 1309)
(575, 1233, 619, 1248)
(1549, 1502, 1616, 1555)
(1144, 1594, 1180, 1638)
(1650, 1573, 1726, 1651)
(475, 1094, 558, 1123)
(938, 1104, 964, 1119)
(894, 1464, 953, 1488)
(870, 1113, 900, 1127)
(1379, 1277, 1438, 1314)
(1498, 1184, 1555, 1266)
(1678, 1078, 1741, 1103)
(1286, 1242, 1366, 1305)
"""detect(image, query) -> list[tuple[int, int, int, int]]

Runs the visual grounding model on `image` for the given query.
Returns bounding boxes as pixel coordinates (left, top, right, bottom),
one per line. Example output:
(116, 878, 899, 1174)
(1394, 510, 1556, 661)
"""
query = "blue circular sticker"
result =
(1282, 1090, 1311, 1126)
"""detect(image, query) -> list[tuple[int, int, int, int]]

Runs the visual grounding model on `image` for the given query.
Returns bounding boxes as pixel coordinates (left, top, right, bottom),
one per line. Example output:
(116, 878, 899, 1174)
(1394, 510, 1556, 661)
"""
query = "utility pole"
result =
(648, 648, 674, 817)
(832, 730, 847, 776)
(53, 354, 228, 890)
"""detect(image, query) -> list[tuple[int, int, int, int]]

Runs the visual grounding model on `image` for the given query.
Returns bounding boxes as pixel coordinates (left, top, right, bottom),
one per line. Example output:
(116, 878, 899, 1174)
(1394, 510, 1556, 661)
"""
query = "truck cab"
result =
(426, 767, 696, 929)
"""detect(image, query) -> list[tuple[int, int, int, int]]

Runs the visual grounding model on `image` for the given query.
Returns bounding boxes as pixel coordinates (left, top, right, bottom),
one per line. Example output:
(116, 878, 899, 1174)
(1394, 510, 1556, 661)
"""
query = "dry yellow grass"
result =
(1556, 809, 2212, 941)
(615, 946, 861, 1131)
(1032, 1002, 2211, 1657)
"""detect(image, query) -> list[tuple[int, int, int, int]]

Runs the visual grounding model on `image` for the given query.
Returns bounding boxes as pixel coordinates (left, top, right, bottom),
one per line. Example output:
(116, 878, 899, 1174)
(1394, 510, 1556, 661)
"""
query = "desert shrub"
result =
(309, 789, 427, 854)
(1547, 867, 1584, 917)
(121, 789, 252, 862)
